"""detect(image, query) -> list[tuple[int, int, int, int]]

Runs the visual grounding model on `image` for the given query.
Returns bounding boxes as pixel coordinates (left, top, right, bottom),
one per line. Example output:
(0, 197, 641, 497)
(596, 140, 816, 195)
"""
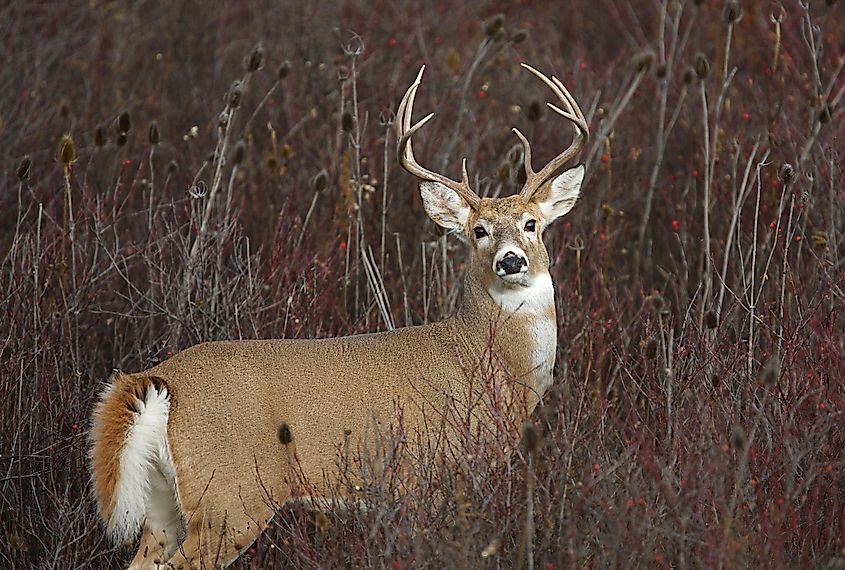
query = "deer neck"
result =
(452, 267, 557, 416)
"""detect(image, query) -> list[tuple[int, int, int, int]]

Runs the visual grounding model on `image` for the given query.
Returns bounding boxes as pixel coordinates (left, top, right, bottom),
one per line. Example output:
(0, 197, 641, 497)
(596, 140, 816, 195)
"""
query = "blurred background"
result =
(1, 0, 843, 567)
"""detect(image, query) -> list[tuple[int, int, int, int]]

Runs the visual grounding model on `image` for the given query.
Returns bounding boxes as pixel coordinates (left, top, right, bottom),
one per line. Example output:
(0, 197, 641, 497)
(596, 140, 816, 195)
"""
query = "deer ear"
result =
(420, 181, 471, 231)
(531, 164, 584, 224)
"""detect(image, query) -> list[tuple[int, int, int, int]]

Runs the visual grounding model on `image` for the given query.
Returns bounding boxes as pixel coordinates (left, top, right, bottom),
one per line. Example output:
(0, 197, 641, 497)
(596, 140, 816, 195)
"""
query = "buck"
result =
(90, 63, 588, 569)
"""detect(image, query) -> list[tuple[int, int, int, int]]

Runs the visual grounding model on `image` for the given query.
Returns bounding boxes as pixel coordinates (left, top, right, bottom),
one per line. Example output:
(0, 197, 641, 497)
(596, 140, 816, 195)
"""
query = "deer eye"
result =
(524, 219, 537, 232)
(473, 226, 488, 239)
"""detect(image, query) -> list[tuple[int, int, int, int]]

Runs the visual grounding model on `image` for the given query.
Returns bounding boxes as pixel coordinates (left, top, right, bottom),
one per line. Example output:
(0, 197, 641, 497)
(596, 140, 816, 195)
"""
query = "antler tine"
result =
(396, 66, 480, 209)
(516, 63, 589, 200)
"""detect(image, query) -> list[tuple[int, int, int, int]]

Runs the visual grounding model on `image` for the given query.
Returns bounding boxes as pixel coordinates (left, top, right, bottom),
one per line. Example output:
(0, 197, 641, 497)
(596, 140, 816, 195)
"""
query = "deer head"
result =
(396, 64, 589, 310)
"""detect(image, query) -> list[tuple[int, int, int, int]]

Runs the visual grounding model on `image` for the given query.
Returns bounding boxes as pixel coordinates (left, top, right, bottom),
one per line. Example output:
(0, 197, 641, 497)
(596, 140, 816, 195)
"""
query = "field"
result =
(1, 0, 844, 568)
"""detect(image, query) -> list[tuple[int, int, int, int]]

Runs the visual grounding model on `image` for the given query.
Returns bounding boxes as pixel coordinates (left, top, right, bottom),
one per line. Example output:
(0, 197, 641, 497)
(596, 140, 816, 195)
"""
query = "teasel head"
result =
(632, 49, 655, 74)
(57, 134, 77, 170)
(244, 44, 265, 73)
(645, 293, 668, 317)
(723, 0, 742, 24)
(148, 121, 160, 146)
(484, 14, 505, 39)
(117, 111, 131, 135)
(341, 111, 355, 133)
(520, 420, 540, 455)
(277, 60, 291, 80)
(312, 169, 328, 193)
(511, 29, 528, 44)
(759, 357, 780, 388)
(704, 310, 718, 330)
(729, 425, 746, 449)
(17, 156, 32, 182)
(527, 100, 544, 122)
(227, 81, 244, 109)
(94, 124, 107, 147)
(644, 337, 659, 360)
(232, 141, 246, 166)
(694, 53, 710, 80)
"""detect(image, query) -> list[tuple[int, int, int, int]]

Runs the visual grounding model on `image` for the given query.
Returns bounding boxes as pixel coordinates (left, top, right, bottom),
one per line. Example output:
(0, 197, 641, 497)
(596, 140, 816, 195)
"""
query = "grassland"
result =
(1, 1, 843, 568)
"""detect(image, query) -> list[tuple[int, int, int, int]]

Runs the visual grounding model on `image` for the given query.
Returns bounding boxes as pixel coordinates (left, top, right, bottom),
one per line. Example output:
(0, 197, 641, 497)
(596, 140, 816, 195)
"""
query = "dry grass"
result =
(1, 0, 844, 568)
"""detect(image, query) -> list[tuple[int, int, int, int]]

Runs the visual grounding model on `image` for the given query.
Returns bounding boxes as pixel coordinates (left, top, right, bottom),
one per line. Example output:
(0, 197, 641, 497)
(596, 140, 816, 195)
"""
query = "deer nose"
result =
(496, 251, 528, 275)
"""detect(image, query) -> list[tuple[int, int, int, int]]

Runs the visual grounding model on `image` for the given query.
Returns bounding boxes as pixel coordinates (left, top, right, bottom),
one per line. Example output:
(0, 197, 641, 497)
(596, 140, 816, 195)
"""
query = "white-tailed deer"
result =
(89, 63, 588, 569)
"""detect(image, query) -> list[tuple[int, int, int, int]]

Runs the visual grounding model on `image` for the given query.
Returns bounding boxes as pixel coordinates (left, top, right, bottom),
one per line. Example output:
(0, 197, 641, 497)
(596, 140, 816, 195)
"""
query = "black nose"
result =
(497, 251, 527, 275)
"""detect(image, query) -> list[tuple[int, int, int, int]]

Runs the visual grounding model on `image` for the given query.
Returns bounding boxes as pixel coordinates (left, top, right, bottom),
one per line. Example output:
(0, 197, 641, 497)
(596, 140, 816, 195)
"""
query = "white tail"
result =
(90, 63, 588, 569)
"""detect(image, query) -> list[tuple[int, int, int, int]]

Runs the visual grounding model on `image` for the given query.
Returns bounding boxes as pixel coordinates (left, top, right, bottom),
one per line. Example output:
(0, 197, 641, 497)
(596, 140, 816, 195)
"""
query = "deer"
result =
(89, 63, 588, 569)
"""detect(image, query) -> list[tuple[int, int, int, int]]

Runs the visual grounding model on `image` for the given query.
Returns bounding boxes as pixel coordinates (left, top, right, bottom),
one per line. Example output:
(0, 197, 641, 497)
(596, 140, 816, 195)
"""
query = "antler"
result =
(396, 66, 481, 210)
(513, 63, 589, 200)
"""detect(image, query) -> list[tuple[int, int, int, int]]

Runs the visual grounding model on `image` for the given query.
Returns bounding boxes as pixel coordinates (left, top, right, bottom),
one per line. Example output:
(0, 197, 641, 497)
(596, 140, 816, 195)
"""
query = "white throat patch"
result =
(488, 272, 554, 314)
(488, 272, 557, 399)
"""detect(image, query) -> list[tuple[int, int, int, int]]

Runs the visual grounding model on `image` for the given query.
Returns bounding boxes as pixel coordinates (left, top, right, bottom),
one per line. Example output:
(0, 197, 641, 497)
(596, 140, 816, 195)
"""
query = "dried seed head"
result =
(819, 103, 832, 124)
(704, 310, 718, 329)
(166, 160, 178, 175)
(227, 81, 243, 109)
(16, 156, 32, 182)
(57, 134, 77, 166)
(760, 357, 780, 387)
(312, 169, 328, 192)
(655, 64, 668, 79)
(646, 294, 667, 315)
(779, 163, 795, 184)
(95, 124, 107, 147)
(232, 141, 246, 165)
(277, 60, 291, 80)
(632, 49, 655, 74)
(116, 132, 127, 147)
(694, 53, 710, 79)
(117, 111, 131, 134)
(723, 0, 742, 24)
(484, 14, 505, 38)
(58, 99, 70, 119)
(730, 425, 746, 449)
(341, 111, 355, 133)
(521, 420, 540, 454)
(148, 121, 160, 145)
(810, 230, 829, 253)
(527, 100, 544, 122)
(511, 29, 529, 44)
(682, 67, 696, 85)
(245, 44, 265, 72)
(644, 337, 659, 360)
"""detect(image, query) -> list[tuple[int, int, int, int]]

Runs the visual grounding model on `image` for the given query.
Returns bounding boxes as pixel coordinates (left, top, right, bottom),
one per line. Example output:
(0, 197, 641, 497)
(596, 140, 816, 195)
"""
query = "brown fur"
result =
(89, 163, 583, 569)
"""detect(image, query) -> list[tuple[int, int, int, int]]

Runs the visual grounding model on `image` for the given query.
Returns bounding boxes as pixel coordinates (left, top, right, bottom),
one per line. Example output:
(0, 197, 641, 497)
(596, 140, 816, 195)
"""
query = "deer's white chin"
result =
(498, 272, 530, 286)
(488, 272, 554, 314)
